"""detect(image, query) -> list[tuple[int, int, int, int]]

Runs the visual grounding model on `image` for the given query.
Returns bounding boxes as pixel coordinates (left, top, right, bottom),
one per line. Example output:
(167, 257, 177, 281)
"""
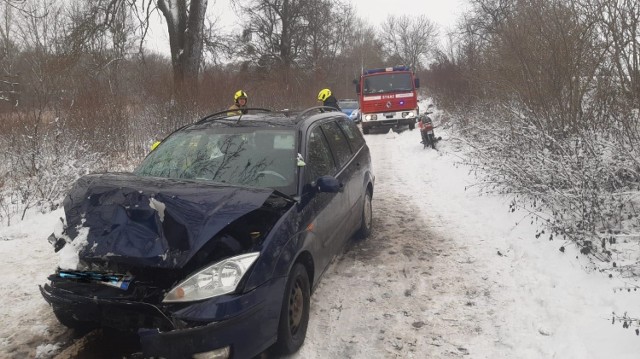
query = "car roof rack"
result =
(193, 108, 274, 125)
(154, 108, 292, 149)
(296, 106, 342, 121)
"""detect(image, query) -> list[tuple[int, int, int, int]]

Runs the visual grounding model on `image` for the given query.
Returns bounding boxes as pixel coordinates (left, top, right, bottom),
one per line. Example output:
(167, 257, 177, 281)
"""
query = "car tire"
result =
(357, 190, 373, 239)
(273, 263, 310, 355)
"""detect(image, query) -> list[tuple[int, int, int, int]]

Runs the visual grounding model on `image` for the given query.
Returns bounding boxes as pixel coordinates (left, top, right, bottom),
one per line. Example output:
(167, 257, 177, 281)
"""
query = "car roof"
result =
(175, 107, 348, 134)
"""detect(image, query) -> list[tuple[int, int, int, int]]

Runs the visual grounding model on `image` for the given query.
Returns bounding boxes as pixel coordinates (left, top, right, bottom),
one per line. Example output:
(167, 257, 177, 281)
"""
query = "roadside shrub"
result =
(454, 104, 640, 274)
(0, 117, 104, 226)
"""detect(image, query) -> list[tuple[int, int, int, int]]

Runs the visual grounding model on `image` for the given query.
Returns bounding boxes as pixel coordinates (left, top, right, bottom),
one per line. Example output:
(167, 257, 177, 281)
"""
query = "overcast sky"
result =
(145, 0, 469, 55)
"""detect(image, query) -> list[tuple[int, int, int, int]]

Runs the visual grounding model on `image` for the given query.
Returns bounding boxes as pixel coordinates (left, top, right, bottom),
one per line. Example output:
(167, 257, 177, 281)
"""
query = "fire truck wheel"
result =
(409, 123, 415, 130)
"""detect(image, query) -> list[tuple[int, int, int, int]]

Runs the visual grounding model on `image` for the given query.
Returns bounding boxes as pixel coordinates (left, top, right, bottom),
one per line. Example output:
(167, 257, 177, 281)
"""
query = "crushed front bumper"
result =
(40, 276, 286, 359)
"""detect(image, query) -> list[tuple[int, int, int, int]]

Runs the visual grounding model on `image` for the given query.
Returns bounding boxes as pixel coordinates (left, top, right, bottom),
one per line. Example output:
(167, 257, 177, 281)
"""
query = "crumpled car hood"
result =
(63, 172, 274, 269)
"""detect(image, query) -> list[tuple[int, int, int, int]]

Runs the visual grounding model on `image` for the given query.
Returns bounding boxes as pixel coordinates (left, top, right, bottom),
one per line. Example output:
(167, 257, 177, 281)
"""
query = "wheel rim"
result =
(364, 193, 372, 230)
(289, 278, 304, 335)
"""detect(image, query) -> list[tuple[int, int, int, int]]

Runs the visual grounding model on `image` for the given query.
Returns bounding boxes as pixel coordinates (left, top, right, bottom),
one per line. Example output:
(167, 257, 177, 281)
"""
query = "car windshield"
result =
(338, 100, 358, 109)
(363, 73, 413, 94)
(136, 128, 298, 194)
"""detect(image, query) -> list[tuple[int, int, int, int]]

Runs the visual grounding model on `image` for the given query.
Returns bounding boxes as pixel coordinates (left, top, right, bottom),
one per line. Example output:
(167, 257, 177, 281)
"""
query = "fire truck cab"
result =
(355, 66, 420, 134)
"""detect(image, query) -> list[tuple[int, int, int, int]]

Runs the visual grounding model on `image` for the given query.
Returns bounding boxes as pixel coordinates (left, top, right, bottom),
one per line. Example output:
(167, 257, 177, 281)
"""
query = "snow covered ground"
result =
(1, 113, 639, 358)
(290, 125, 640, 359)
(0, 208, 70, 358)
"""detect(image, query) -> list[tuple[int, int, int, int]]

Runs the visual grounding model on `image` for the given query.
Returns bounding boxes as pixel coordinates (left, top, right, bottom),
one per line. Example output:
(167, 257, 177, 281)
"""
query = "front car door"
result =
(298, 124, 344, 276)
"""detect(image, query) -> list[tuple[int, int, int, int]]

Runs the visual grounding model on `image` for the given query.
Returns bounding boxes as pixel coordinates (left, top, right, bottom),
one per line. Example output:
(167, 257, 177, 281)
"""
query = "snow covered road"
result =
(1, 124, 639, 358)
(290, 127, 640, 359)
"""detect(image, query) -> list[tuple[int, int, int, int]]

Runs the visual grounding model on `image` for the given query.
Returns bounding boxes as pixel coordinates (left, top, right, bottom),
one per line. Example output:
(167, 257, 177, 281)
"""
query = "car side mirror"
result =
(316, 175, 341, 193)
(414, 78, 420, 88)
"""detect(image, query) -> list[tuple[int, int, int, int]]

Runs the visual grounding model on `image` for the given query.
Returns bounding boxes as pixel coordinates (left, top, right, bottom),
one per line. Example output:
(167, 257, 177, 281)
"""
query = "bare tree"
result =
(58, 0, 211, 100)
(202, 17, 235, 66)
(157, 0, 208, 100)
(594, 0, 640, 107)
(232, 0, 308, 69)
(327, 18, 385, 97)
(0, 0, 27, 11)
(0, 1, 19, 107)
(433, 0, 606, 132)
(301, 1, 353, 71)
(380, 14, 439, 71)
(348, 21, 385, 71)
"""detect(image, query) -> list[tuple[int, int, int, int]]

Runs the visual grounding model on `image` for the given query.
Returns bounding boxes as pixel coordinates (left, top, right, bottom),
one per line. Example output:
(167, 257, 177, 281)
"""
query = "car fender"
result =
(242, 205, 303, 291)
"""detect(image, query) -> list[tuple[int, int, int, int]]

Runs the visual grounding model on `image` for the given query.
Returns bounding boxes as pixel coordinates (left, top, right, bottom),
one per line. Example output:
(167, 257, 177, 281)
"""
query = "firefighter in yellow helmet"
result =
(228, 90, 249, 115)
(317, 88, 341, 111)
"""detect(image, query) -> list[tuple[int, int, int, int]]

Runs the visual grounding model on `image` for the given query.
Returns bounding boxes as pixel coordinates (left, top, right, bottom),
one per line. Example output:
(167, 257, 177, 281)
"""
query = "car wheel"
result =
(274, 263, 310, 355)
(53, 308, 95, 332)
(357, 190, 373, 239)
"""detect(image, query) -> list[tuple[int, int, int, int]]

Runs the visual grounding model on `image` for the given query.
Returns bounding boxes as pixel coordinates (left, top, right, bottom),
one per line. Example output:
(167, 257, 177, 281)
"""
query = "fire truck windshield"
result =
(363, 73, 413, 94)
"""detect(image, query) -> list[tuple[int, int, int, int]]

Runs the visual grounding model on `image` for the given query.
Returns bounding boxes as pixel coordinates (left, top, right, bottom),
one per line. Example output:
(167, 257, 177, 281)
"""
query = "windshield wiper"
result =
(270, 189, 296, 202)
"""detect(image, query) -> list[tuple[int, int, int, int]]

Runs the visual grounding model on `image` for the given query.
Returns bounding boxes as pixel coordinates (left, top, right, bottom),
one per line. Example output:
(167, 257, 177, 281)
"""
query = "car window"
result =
(320, 121, 353, 169)
(136, 128, 297, 194)
(305, 127, 337, 182)
(337, 119, 365, 151)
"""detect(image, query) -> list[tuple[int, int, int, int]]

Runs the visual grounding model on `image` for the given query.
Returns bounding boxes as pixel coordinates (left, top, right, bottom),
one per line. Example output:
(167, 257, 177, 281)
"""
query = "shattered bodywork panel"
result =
(40, 171, 296, 347)
(61, 172, 280, 269)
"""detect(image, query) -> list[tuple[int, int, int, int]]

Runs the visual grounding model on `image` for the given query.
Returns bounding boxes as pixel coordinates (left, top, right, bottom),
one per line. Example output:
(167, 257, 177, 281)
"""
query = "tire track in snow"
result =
(289, 130, 505, 358)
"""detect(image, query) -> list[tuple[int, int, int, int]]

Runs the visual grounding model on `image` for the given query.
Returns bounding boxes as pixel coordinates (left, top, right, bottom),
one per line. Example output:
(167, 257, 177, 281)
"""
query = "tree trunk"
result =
(157, 0, 208, 102)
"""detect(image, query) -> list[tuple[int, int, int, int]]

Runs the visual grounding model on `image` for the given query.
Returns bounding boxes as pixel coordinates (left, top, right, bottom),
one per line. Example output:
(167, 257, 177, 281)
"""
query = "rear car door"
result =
(335, 118, 370, 231)
(303, 120, 360, 270)
(318, 120, 359, 239)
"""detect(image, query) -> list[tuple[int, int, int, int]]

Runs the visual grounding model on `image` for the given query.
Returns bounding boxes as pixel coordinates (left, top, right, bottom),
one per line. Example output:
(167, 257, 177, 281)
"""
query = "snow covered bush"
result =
(0, 117, 104, 226)
(454, 105, 640, 275)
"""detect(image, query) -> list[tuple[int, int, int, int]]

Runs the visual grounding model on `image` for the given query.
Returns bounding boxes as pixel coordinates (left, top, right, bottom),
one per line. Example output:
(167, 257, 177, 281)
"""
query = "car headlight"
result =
(163, 252, 260, 303)
(404, 111, 416, 118)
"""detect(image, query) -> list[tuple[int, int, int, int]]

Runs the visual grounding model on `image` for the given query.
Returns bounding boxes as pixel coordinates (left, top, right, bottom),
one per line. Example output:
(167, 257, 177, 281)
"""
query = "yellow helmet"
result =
(317, 88, 331, 101)
(234, 90, 248, 102)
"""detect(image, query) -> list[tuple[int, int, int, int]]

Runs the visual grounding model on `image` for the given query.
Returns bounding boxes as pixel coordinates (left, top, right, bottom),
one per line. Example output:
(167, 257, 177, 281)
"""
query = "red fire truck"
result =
(355, 66, 420, 134)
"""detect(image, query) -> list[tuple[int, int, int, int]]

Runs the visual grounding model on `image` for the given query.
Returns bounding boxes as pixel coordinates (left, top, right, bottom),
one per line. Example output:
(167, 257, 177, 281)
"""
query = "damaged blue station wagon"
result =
(40, 107, 374, 359)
